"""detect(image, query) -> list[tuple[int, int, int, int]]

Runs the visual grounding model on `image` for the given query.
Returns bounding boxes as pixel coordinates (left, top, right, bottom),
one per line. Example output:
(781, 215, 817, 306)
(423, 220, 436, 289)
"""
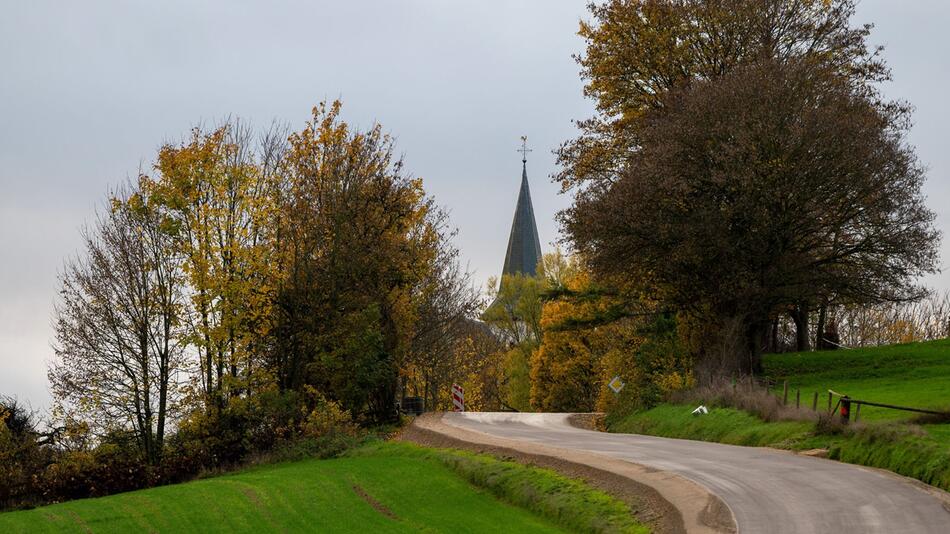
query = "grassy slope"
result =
(765, 338, 950, 421)
(609, 340, 950, 491)
(0, 442, 646, 534)
(611, 405, 814, 448)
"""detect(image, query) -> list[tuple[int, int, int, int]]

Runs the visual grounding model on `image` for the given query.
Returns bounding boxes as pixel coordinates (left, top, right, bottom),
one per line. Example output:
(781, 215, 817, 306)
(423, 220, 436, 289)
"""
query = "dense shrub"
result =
(0, 389, 365, 511)
(40, 444, 150, 503)
(1, 398, 52, 510)
(301, 386, 359, 439)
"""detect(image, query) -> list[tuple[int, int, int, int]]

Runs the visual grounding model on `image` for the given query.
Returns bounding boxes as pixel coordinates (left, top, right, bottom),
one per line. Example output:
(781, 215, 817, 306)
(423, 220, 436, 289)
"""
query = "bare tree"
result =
(402, 212, 482, 411)
(50, 181, 187, 463)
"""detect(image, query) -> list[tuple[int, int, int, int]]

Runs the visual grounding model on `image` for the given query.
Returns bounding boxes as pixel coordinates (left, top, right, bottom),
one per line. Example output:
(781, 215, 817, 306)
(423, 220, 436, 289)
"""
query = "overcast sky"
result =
(1, 0, 948, 411)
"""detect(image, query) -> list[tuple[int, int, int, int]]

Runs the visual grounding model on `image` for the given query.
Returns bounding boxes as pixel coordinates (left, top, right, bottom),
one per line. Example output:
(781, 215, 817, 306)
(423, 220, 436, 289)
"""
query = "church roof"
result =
(502, 160, 543, 277)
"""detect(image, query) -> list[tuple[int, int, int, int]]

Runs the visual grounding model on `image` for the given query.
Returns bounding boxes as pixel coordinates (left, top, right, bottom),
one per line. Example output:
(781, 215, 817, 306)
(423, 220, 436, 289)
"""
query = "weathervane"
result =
(518, 135, 532, 163)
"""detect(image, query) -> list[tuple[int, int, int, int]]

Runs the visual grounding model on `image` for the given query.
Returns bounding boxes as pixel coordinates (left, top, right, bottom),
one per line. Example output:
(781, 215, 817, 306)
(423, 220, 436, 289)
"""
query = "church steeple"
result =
(501, 137, 543, 277)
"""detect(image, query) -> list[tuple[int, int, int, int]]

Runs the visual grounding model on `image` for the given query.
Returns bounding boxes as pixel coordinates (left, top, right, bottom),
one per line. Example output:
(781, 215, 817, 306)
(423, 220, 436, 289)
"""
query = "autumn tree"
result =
(449, 320, 510, 411)
(529, 253, 693, 412)
(564, 59, 939, 376)
(270, 101, 454, 423)
(401, 217, 482, 411)
(149, 122, 282, 406)
(50, 182, 187, 463)
(481, 273, 548, 411)
(1, 397, 51, 509)
(558, 0, 886, 193)
(530, 265, 600, 412)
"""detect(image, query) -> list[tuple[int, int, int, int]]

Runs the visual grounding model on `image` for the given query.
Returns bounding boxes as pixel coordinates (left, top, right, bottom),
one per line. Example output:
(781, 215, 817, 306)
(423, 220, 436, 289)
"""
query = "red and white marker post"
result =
(451, 384, 464, 412)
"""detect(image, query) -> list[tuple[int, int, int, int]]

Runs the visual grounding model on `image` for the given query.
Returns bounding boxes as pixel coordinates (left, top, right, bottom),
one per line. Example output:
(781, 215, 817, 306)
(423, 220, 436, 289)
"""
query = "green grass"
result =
(610, 404, 814, 448)
(358, 442, 648, 534)
(0, 441, 647, 534)
(764, 338, 950, 421)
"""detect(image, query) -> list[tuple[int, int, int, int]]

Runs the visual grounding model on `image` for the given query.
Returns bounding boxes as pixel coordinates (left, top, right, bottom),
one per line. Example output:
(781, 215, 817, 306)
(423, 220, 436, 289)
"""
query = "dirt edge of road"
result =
(400, 413, 737, 534)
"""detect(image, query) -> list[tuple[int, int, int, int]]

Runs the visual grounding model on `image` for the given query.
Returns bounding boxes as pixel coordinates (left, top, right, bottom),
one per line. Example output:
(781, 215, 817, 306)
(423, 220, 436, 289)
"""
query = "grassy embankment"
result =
(609, 339, 950, 491)
(0, 441, 647, 534)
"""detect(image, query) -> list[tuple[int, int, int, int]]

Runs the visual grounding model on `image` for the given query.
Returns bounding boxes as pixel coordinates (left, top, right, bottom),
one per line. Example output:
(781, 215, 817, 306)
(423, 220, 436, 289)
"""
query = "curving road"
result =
(441, 412, 950, 534)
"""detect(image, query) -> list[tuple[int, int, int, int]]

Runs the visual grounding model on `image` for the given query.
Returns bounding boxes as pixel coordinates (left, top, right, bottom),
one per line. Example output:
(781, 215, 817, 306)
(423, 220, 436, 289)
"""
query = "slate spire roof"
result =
(502, 158, 543, 277)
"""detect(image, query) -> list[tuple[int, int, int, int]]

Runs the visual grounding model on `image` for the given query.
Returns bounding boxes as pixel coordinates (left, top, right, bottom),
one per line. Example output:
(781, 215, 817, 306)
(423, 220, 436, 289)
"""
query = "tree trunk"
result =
(815, 301, 828, 350)
(767, 317, 779, 353)
(791, 304, 810, 352)
(742, 320, 767, 375)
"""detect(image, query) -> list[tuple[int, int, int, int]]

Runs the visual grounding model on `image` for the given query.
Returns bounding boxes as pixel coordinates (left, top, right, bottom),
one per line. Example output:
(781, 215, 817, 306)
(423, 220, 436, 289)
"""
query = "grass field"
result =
(0, 442, 647, 533)
(764, 338, 950, 421)
(609, 339, 950, 491)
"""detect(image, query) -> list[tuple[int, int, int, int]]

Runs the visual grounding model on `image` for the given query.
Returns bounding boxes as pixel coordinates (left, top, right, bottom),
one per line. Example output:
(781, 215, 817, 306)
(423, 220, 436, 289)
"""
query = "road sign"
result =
(608, 376, 625, 394)
(452, 384, 464, 412)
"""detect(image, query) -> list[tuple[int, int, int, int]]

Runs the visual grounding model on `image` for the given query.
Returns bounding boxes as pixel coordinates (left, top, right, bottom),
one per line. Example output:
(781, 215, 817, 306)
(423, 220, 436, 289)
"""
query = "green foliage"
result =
(483, 273, 546, 346)
(171, 387, 360, 472)
(482, 272, 549, 411)
(596, 313, 693, 415)
(504, 344, 535, 412)
(0, 442, 642, 533)
(561, 1, 938, 379)
(305, 305, 394, 423)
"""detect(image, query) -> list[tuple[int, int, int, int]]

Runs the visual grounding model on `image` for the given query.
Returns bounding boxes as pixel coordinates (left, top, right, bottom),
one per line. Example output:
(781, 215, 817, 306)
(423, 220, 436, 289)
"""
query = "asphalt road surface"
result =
(442, 412, 950, 534)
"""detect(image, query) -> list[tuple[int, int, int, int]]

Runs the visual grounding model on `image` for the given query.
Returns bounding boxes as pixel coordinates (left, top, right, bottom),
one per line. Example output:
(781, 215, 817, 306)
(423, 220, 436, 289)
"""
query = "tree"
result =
(559, 0, 887, 193)
(529, 256, 693, 412)
(530, 272, 600, 412)
(564, 59, 939, 375)
(149, 122, 282, 406)
(1, 397, 52, 509)
(482, 274, 545, 346)
(50, 182, 187, 463)
(401, 216, 482, 412)
(530, 253, 596, 412)
(270, 101, 449, 423)
(450, 321, 509, 411)
(481, 273, 547, 410)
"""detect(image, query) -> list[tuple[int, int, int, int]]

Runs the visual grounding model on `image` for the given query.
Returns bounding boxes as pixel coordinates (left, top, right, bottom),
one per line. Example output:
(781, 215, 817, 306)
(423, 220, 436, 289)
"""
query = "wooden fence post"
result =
(840, 396, 851, 424)
(855, 403, 862, 423)
(812, 391, 818, 411)
(796, 389, 800, 409)
(783, 381, 788, 405)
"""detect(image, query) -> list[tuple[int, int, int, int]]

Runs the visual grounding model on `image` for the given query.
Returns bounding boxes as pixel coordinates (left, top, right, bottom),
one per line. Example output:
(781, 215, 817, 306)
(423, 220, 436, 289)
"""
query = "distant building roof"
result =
(502, 160, 543, 277)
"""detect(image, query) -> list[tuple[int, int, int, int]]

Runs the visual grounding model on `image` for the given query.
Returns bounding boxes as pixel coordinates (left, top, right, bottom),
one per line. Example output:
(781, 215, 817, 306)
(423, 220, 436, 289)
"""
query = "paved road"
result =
(442, 412, 950, 534)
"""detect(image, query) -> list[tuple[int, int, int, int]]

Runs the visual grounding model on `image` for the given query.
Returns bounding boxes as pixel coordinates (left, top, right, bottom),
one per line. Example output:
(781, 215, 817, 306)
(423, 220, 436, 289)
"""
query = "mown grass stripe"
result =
(4, 442, 626, 533)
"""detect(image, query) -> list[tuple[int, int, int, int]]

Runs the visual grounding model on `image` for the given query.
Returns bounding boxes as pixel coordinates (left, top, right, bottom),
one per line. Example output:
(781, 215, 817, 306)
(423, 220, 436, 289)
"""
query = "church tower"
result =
(501, 137, 543, 277)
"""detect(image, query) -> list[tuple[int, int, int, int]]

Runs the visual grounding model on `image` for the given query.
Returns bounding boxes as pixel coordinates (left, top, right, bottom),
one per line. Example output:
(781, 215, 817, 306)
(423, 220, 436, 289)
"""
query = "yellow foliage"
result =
(301, 387, 358, 438)
(530, 255, 692, 413)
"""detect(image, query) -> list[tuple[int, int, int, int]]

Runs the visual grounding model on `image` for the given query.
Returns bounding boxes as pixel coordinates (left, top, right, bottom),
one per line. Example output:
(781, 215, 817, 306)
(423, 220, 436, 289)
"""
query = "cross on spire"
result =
(518, 135, 532, 163)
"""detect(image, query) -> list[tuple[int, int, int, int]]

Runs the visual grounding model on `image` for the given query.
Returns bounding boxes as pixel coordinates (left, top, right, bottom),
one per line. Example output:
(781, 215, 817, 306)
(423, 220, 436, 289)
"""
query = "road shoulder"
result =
(400, 413, 736, 534)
